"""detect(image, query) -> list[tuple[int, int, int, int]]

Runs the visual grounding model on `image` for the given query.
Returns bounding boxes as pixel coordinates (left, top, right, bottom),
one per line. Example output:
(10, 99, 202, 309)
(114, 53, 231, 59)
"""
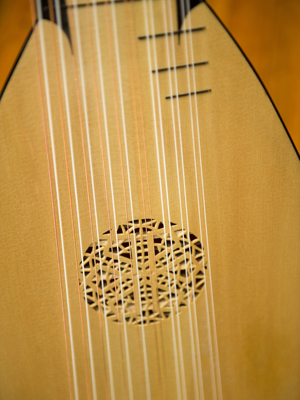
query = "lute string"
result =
(68, 1, 130, 398)
(177, 2, 218, 398)
(78, 1, 135, 398)
(88, 0, 149, 398)
(176, 2, 216, 399)
(101, 1, 150, 398)
(87, 1, 141, 399)
(170, 0, 216, 397)
(142, 1, 183, 399)
(47, 2, 92, 398)
(53, 1, 106, 398)
(165, 2, 206, 398)
(184, 2, 223, 398)
(197, 7, 224, 399)
(160, 1, 202, 398)
(29, 2, 73, 398)
(173, 4, 208, 398)
(87, 0, 147, 397)
(165, 1, 208, 397)
(89, 1, 134, 398)
(34, 1, 79, 398)
(80, 5, 128, 400)
(175, 2, 216, 398)
(125, 1, 170, 398)
(105, 1, 154, 398)
(148, 1, 193, 398)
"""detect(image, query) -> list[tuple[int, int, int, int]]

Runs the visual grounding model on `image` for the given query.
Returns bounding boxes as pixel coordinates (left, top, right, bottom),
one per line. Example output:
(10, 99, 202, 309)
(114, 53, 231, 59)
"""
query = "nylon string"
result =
(90, 1, 134, 398)
(159, 1, 202, 399)
(170, 4, 208, 399)
(171, 3, 216, 398)
(167, 0, 218, 398)
(68, 4, 130, 399)
(124, 1, 170, 398)
(53, 1, 108, 398)
(148, 2, 191, 398)
(47, 2, 93, 398)
(105, 1, 152, 398)
(78, 1, 137, 398)
(183, 1, 223, 398)
(69, 1, 135, 398)
(35, 1, 79, 398)
(102, 3, 146, 397)
(174, 1, 219, 398)
(30, 2, 73, 398)
(174, 2, 216, 399)
(88, 0, 146, 397)
(88, 1, 141, 399)
(142, 1, 185, 399)
(87, 0, 151, 398)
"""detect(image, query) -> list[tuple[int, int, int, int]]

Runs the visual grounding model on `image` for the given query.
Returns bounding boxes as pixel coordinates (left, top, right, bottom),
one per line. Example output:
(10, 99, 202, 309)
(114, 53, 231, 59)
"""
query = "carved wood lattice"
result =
(79, 219, 206, 325)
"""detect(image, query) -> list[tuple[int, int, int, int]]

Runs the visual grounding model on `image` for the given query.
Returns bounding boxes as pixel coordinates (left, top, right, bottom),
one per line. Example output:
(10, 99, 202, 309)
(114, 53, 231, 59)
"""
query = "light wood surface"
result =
(0, 1, 299, 399)
(1, 0, 300, 151)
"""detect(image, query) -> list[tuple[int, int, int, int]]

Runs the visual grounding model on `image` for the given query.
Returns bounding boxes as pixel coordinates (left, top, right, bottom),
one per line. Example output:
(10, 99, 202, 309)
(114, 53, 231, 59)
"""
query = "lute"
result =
(0, 1, 299, 399)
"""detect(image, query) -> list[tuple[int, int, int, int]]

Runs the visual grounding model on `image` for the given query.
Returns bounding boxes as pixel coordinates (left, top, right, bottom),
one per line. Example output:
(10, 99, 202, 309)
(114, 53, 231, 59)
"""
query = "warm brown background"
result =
(0, 0, 299, 152)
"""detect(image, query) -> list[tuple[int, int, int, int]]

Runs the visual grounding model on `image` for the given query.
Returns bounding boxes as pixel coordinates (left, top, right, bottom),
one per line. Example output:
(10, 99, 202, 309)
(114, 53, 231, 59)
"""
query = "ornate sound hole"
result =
(79, 219, 206, 325)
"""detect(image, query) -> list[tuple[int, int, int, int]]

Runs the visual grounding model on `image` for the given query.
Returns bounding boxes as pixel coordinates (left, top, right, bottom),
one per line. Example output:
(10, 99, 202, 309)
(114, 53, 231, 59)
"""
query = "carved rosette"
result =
(79, 219, 206, 325)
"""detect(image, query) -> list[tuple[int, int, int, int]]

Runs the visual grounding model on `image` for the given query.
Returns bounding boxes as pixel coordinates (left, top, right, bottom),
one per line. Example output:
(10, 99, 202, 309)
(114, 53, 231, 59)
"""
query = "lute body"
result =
(0, 1, 299, 399)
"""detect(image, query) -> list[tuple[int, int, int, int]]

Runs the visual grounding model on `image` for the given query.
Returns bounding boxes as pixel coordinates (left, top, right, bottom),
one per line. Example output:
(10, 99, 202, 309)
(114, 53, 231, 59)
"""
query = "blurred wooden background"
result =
(0, 0, 299, 153)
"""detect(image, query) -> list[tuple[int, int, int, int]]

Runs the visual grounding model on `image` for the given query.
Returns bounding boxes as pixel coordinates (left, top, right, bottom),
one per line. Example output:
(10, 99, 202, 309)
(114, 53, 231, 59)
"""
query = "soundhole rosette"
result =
(79, 219, 206, 325)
